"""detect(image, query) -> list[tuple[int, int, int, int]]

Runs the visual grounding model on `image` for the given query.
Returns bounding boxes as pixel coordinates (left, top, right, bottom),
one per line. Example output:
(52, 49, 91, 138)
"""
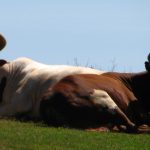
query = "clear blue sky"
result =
(1, 0, 150, 72)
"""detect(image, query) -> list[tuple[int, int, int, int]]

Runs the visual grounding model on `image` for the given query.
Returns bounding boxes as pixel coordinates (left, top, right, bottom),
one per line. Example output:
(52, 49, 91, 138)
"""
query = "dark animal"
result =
(40, 71, 150, 133)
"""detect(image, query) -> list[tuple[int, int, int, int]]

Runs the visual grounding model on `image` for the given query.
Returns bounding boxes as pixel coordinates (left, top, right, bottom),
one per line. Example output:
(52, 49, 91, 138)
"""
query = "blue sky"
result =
(1, 0, 150, 71)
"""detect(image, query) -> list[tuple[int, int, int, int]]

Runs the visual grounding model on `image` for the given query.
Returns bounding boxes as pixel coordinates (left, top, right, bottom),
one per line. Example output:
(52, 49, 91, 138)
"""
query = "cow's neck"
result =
(130, 71, 150, 93)
(110, 71, 150, 110)
(113, 71, 150, 95)
(130, 71, 150, 110)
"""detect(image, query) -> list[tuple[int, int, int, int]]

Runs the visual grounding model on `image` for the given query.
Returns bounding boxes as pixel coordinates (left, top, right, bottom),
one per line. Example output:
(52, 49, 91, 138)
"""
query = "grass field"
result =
(0, 120, 150, 150)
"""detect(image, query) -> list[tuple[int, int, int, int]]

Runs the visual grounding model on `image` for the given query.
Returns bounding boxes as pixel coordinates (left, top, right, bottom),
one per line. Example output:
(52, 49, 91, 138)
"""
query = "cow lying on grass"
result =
(40, 72, 150, 133)
(40, 58, 150, 133)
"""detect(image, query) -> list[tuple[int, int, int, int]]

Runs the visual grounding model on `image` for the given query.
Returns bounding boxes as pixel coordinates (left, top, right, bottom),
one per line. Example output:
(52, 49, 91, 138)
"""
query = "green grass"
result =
(0, 120, 150, 150)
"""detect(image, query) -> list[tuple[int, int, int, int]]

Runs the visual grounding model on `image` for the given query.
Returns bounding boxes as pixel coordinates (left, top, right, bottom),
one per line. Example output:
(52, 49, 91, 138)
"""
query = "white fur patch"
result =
(90, 89, 117, 110)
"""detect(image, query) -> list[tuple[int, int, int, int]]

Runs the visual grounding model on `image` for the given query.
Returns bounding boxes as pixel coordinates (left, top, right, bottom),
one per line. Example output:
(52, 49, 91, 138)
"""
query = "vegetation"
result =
(0, 120, 150, 150)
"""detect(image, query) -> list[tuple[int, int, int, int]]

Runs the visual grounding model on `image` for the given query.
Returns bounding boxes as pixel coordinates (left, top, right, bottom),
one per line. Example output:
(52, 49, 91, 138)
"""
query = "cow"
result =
(0, 57, 104, 120)
(40, 64, 150, 133)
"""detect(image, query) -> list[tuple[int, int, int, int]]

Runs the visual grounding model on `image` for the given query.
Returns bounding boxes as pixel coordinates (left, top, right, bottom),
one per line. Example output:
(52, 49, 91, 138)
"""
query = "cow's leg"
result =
(90, 89, 137, 132)
(114, 107, 137, 132)
(0, 96, 32, 119)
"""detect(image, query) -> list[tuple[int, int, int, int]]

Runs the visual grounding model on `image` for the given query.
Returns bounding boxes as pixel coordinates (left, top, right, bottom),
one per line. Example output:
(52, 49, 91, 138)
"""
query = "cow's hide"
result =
(0, 57, 104, 120)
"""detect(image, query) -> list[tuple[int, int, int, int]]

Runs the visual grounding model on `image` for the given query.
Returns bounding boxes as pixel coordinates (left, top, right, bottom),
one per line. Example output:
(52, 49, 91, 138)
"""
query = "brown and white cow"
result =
(40, 69, 150, 133)
(0, 57, 104, 120)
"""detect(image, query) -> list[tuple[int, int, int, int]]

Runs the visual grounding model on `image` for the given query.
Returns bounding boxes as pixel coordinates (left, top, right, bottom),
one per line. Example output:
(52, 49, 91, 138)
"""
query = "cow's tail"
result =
(0, 34, 6, 51)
